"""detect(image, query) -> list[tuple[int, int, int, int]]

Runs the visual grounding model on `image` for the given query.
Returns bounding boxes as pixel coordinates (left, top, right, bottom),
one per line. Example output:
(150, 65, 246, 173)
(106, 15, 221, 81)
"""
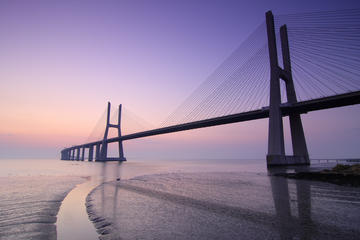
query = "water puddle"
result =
(57, 179, 100, 240)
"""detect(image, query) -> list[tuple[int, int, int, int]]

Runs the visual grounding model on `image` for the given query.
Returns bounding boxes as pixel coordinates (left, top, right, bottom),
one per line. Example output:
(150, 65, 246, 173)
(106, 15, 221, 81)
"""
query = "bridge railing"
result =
(311, 158, 360, 164)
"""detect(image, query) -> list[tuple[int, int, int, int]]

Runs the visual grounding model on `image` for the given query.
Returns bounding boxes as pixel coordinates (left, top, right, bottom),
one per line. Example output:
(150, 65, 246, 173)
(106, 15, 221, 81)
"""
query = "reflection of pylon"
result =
(97, 102, 126, 161)
(266, 11, 309, 166)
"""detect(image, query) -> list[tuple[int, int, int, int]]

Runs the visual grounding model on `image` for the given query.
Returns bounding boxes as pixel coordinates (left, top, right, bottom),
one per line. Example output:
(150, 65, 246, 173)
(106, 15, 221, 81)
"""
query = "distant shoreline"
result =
(274, 164, 360, 187)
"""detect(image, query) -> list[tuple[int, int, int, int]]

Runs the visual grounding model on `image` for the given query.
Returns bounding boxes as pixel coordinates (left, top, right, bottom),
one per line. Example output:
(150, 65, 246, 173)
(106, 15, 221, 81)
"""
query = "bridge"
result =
(61, 10, 360, 166)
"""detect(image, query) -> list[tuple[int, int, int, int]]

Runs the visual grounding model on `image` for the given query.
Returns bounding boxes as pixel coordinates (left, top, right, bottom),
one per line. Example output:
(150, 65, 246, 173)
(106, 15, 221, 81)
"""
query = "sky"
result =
(0, 0, 360, 159)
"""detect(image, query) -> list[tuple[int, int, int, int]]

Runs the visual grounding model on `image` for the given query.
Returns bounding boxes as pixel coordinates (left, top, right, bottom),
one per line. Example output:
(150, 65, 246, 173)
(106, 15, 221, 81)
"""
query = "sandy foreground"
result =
(0, 176, 85, 240)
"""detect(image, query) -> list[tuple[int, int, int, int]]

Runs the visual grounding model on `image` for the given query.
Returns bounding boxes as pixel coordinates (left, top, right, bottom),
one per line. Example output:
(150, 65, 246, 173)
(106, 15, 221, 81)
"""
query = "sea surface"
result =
(0, 158, 360, 240)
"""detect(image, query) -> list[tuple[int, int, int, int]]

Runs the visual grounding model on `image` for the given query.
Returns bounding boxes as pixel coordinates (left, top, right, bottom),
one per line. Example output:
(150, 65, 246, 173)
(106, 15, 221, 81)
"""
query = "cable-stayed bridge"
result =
(61, 10, 360, 166)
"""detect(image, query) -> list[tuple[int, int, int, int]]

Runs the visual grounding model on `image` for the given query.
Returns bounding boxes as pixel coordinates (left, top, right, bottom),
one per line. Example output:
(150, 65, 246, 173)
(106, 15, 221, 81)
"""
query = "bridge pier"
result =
(98, 102, 126, 161)
(89, 145, 94, 161)
(95, 143, 101, 161)
(266, 11, 285, 165)
(76, 147, 80, 161)
(266, 11, 309, 166)
(117, 104, 126, 161)
(69, 148, 73, 160)
(81, 147, 85, 161)
(63, 150, 68, 160)
(280, 25, 309, 164)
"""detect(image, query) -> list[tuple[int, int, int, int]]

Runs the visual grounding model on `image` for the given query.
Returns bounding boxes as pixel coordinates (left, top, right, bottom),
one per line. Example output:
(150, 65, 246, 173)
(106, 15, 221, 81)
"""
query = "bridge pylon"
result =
(266, 11, 309, 166)
(97, 102, 127, 162)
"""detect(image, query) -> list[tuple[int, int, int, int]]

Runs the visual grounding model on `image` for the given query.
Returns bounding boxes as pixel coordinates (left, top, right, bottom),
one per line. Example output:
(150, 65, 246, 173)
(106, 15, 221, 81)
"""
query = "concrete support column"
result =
(95, 143, 101, 161)
(89, 146, 94, 161)
(81, 147, 85, 161)
(117, 104, 126, 161)
(99, 102, 111, 161)
(100, 143, 107, 160)
(118, 141, 125, 161)
(280, 25, 309, 165)
(65, 150, 68, 160)
(266, 11, 285, 165)
(288, 115, 309, 161)
(76, 147, 80, 161)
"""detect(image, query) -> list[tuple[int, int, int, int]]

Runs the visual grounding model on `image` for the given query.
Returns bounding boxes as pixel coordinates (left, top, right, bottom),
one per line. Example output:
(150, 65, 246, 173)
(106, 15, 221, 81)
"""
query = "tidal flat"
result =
(0, 176, 85, 240)
(87, 172, 360, 240)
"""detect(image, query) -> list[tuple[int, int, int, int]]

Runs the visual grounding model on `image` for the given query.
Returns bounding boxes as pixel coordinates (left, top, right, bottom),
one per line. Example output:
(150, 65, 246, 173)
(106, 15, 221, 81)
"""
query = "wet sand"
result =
(0, 176, 85, 240)
(87, 172, 360, 240)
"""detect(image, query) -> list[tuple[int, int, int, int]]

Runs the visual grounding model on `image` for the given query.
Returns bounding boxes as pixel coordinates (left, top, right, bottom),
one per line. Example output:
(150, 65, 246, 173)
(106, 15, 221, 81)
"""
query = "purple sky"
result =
(0, 0, 360, 159)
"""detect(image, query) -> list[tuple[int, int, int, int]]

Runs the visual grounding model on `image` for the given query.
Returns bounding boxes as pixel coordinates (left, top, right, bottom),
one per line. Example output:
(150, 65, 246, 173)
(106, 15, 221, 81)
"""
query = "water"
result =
(0, 158, 359, 239)
(0, 159, 88, 240)
(88, 166, 360, 240)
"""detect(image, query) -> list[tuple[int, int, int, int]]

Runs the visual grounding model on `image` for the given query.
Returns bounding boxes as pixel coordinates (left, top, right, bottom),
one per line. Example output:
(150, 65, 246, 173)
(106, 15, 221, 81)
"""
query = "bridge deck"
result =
(67, 90, 360, 150)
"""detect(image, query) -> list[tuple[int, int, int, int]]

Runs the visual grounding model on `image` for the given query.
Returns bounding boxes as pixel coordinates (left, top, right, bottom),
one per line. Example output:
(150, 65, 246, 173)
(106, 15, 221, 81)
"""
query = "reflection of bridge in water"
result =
(90, 162, 360, 239)
(61, 10, 360, 166)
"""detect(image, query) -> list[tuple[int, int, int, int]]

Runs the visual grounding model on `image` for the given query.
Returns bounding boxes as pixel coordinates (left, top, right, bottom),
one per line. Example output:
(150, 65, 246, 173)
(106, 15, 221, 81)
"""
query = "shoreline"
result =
(274, 164, 360, 187)
(86, 183, 117, 240)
